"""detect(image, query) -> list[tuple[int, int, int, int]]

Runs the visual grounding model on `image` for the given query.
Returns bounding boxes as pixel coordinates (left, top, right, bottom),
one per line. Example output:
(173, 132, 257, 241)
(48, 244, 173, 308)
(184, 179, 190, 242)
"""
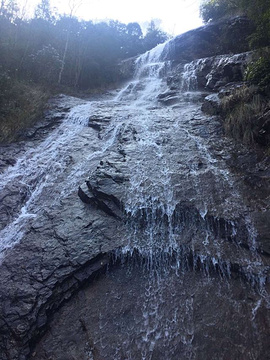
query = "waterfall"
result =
(114, 44, 263, 277)
(76, 43, 268, 360)
(1, 41, 269, 360)
(116, 41, 170, 103)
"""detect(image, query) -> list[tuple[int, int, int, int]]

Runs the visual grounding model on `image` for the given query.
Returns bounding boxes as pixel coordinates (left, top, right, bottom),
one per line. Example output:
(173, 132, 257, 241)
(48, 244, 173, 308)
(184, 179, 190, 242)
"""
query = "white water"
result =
(115, 45, 260, 268)
(116, 41, 170, 104)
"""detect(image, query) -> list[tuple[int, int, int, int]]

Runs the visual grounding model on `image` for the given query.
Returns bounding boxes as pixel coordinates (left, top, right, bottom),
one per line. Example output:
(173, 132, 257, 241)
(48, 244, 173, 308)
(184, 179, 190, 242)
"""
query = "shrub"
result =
(0, 81, 49, 143)
(220, 84, 268, 144)
(0, 69, 12, 106)
(245, 51, 270, 93)
(27, 45, 62, 85)
(200, 0, 241, 23)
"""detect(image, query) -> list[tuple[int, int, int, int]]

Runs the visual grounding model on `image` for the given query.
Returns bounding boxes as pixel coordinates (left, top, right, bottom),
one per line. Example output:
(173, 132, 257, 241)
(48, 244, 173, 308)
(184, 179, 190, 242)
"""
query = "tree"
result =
(127, 22, 143, 38)
(28, 44, 62, 84)
(143, 20, 168, 51)
(200, 0, 240, 23)
(0, 0, 18, 20)
(240, 0, 270, 47)
(57, 0, 83, 84)
(34, 0, 54, 22)
(125, 22, 143, 56)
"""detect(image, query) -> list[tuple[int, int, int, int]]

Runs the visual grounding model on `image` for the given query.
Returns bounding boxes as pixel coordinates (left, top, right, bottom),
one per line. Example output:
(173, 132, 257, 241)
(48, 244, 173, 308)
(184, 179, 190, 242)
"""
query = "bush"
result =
(0, 80, 49, 143)
(220, 84, 268, 144)
(245, 51, 270, 93)
(27, 45, 62, 85)
(200, 0, 241, 22)
(0, 69, 12, 115)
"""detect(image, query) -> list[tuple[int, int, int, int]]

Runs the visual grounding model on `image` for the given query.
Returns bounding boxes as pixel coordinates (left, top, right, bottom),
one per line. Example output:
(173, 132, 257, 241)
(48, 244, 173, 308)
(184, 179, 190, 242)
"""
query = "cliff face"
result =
(0, 19, 269, 360)
(118, 16, 255, 81)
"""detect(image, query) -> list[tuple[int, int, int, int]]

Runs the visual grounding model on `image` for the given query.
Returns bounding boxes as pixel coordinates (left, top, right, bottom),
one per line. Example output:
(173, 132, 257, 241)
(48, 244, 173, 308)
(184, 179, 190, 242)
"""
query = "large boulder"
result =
(165, 17, 254, 63)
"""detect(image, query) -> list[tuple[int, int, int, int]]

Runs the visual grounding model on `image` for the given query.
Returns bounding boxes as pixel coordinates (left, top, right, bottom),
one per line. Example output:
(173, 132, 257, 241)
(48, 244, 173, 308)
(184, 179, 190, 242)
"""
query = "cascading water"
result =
(1, 41, 269, 360)
(0, 99, 124, 257)
(93, 42, 268, 360)
(116, 41, 170, 103)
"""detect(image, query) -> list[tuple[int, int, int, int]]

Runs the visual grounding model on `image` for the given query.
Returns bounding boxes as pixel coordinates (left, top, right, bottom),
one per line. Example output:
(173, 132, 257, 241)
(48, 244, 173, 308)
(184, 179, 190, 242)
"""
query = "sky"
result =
(18, 0, 203, 36)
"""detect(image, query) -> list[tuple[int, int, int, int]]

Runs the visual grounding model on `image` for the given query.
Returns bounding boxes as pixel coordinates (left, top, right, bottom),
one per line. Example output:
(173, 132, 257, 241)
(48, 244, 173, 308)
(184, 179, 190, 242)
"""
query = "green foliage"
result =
(244, 0, 270, 48)
(200, 0, 240, 22)
(0, 68, 12, 113)
(28, 45, 62, 84)
(143, 20, 168, 51)
(0, 11, 165, 91)
(0, 0, 18, 20)
(245, 53, 270, 93)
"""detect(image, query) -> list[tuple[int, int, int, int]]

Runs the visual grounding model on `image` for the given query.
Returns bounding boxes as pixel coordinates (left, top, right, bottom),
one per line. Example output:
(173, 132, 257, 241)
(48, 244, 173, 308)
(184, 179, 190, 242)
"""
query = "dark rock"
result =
(157, 90, 180, 105)
(218, 82, 247, 98)
(88, 114, 112, 131)
(157, 90, 178, 99)
(78, 183, 121, 219)
(19, 95, 85, 141)
(117, 124, 138, 143)
(159, 95, 181, 106)
(0, 184, 29, 230)
(165, 17, 254, 63)
(252, 210, 270, 255)
(5, 158, 16, 166)
(167, 51, 252, 96)
(86, 180, 122, 209)
(0, 90, 269, 359)
(201, 93, 221, 115)
(30, 258, 270, 360)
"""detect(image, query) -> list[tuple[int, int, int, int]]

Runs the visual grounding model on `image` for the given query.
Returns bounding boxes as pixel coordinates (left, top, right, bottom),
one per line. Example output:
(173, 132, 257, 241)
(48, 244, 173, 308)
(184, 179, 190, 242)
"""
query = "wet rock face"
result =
(0, 92, 269, 360)
(168, 52, 252, 94)
(0, 28, 270, 360)
(157, 90, 181, 105)
(31, 263, 270, 360)
(201, 93, 221, 115)
(0, 96, 128, 360)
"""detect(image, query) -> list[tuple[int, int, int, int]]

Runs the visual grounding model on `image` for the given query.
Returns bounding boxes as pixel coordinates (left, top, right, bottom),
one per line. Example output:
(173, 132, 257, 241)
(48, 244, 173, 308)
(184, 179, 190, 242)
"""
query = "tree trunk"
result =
(58, 31, 70, 85)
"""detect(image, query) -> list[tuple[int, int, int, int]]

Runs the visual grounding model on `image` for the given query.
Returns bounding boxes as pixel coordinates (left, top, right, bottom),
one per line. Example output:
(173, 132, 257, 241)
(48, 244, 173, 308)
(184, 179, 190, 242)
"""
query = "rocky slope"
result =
(0, 18, 269, 360)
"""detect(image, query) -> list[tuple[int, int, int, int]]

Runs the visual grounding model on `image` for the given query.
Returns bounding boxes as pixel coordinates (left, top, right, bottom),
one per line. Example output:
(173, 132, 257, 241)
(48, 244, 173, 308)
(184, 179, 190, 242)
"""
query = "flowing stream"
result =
(0, 42, 269, 360)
